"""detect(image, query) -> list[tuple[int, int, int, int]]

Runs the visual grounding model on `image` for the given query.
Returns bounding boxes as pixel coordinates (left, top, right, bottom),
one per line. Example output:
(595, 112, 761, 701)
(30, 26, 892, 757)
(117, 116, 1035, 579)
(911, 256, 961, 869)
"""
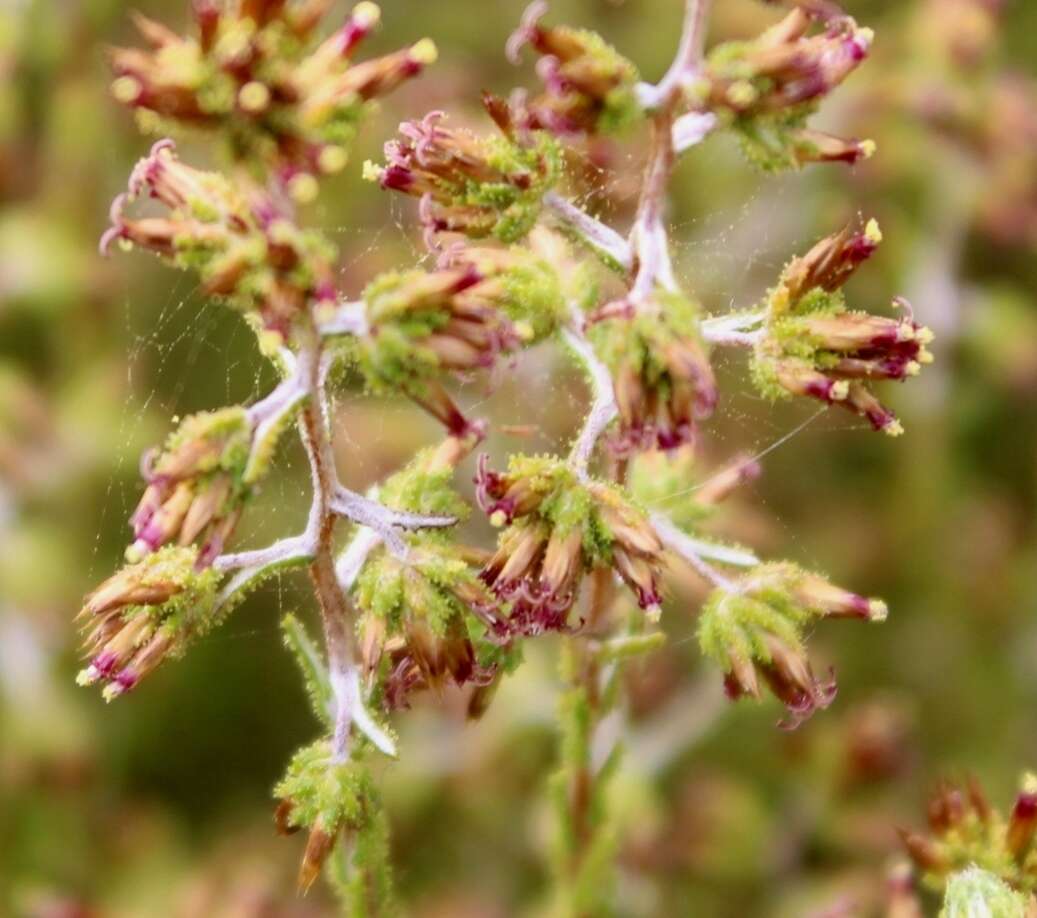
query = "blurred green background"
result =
(2, 0, 1036, 915)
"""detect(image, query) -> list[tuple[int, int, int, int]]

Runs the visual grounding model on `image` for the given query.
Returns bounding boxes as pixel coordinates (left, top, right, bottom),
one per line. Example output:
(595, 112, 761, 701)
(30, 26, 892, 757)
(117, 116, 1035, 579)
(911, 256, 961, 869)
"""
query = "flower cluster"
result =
(590, 290, 717, 455)
(129, 407, 253, 568)
(751, 220, 934, 435)
(274, 742, 379, 892)
(698, 5, 875, 170)
(900, 775, 1037, 895)
(353, 442, 505, 710)
(697, 562, 887, 728)
(476, 454, 664, 634)
(366, 100, 562, 245)
(109, 2, 434, 181)
(353, 255, 555, 432)
(76, 546, 220, 700)
(505, 0, 642, 136)
(101, 139, 334, 336)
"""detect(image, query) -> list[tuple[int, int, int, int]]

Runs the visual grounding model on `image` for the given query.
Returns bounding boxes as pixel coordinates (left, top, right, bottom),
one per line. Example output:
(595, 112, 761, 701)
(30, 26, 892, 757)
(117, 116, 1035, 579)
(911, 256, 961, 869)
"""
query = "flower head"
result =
(274, 741, 379, 892)
(590, 290, 717, 456)
(353, 443, 503, 710)
(365, 100, 561, 246)
(110, 3, 433, 178)
(354, 259, 536, 432)
(700, 7, 874, 171)
(129, 408, 253, 567)
(506, 1, 641, 136)
(101, 140, 335, 336)
(751, 220, 934, 435)
(476, 454, 664, 633)
(900, 774, 1037, 896)
(697, 562, 886, 728)
(76, 546, 220, 700)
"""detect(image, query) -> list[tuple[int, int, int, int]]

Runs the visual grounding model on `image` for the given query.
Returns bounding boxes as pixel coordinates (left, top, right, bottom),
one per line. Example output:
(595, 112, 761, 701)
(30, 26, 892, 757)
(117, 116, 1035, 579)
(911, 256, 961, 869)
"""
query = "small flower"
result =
(76, 546, 220, 700)
(365, 99, 561, 246)
(354, 261, 530, 432)
(129, 407, 253, 567)
(353, 445, 503, 710)
(700, 7, 875, 171)
(476, 454, 665, 632)
(109, 3, 432, 177)
(697, 562, 886, 728)
(900, 774, 1037, 896)
(590, 290, 717, 456)
(439, 243, 567, 342)
(101, 140, 335, 336)
(506, 1, 642, 136)
(274, 741, 378, 892)
(752, 220, 934, 435)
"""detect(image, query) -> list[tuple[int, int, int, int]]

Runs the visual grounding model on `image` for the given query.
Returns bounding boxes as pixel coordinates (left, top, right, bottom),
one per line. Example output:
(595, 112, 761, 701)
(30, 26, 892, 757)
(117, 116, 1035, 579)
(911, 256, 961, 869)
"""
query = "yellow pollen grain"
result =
(868, 599, 889, 622)
(362, 160, 383, 182)
(489, 510, 507, 528)
(905, 361, 921, 377)
(916, 326, 935, 345)
(514, 320, 535, 342)
(353, 2, 381, 26)
(856, 27, 875, 47)
(864, 218, 883, 244)
(917, 348, 934, 365)
(238, 80, 271, 113)
(859, 139, 877, 159)
(410, 38, 438, 65)
(112, 75, 142, 103)
(831, 380, 850, 401)
(883, 419, 904, 437)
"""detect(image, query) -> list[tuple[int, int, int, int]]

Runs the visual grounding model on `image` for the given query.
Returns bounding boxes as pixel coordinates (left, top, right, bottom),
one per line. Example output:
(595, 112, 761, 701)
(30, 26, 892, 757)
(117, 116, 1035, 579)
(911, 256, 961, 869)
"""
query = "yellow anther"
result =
(112, 75, 142, 103)
(353, 2, 381, 26)
(410, 38, 438, 65)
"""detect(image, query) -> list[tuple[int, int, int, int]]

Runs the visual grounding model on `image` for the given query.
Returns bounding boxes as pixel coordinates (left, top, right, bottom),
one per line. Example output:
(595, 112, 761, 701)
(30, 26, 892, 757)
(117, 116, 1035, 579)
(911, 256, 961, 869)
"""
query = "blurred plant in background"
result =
(1, 1, 1036, 916)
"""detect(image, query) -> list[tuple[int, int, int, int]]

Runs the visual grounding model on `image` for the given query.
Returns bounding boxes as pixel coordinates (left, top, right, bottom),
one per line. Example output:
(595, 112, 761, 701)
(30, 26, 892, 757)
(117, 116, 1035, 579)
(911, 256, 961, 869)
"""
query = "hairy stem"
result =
(296, 331, 360, 763)
(543, 191, 633, 273)
(564, 306, 618, 478)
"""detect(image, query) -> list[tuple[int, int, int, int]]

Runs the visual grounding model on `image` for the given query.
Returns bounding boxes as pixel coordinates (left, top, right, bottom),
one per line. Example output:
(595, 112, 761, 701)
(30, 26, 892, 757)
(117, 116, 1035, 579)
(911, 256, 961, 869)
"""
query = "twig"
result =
(562, 305, 617, 478)
(543, 191, 633, 273)
(650, 513, 748, 593)
(672, 111, 718, 154)
(316, 299, 369, 337)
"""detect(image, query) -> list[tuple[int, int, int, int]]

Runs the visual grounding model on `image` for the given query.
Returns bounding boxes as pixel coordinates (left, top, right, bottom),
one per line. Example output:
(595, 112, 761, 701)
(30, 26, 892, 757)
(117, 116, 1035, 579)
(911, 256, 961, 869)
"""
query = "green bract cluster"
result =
(461, 134, 562, 243)
(275, 740, 375, 835)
